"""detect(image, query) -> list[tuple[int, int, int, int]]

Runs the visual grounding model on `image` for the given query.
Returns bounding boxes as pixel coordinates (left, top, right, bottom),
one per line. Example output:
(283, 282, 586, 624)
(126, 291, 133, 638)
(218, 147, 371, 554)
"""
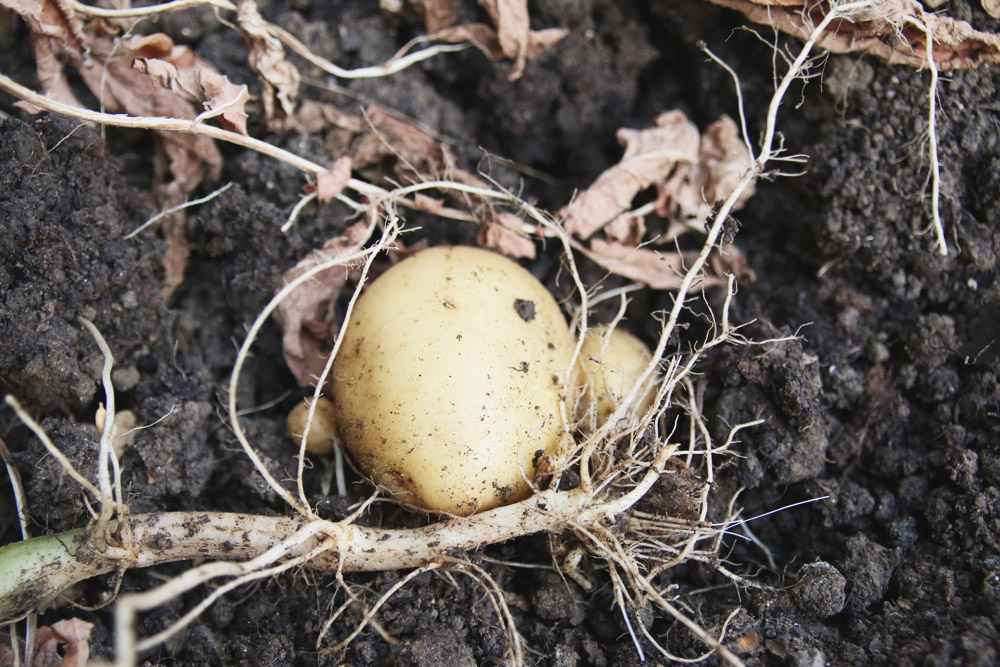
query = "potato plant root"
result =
(0, 487, 631, 623)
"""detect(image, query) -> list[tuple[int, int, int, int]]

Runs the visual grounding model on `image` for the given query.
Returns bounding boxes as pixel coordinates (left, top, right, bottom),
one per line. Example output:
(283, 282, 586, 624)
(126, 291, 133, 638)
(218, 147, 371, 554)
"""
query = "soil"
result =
(1, 1, 999, 665)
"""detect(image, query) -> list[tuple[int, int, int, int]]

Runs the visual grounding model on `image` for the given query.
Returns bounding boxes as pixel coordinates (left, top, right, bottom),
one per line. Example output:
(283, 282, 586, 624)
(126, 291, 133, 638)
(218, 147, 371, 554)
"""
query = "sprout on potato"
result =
(331, 246, 577, 516)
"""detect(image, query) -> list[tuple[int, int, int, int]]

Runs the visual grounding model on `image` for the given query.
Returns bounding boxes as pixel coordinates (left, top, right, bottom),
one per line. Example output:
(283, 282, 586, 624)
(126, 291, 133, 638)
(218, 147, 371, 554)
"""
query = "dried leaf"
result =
(131, 35, 250, 135)
(414, 0, 461, 32)
(71, 36, 223, 185)
(582, 239, 726, 291)
(604, 212, 646, 246)
(31, 619, 93, 667)
(710, 245, 757, 285)
(4, 0, 88, 109)
(237, 0, 300, 125)
(196, 69, 251, 134)
(656, 114, 754, 228)
(353, 105, 444, 174)
(561, 111, 700, 240)
(431, 22, 505, 60)
(477, 212, 536, 259)
(159, 213, 190, 302)
(274, 222, 371, 386)
(310, 156, 353, 205)
(705, 0, 1000, 70)
(289, 99, 368, 134)
(478, 0, 529, 64)
(431, 0, 566, 80)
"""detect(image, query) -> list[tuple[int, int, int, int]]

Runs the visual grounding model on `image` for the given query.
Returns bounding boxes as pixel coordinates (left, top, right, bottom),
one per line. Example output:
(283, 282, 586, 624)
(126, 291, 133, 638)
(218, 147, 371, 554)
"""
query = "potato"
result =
(576, 325, 656, 428)
(286, 397, 338, 456)
(331, 246, 576, 516)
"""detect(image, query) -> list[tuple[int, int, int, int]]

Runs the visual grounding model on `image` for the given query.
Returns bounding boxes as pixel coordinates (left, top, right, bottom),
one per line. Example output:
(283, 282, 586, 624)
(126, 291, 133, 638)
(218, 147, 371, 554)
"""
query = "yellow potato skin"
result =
(331, 246, 575, 516)
(576, 325, 656, 428)
(286, 397, 337, 456)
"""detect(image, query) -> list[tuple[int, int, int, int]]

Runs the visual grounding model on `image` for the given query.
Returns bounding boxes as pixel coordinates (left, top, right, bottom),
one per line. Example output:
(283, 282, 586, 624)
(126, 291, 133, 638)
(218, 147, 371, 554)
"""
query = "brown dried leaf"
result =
(31, 619, 93, 667)
(197, 69, 251, 134)
(132, 35, 250, 135)
(237, 0, 300, 126)
(478, 0, 529, 63)
(414, 0, 461, 32)
(311, 156, 352, 205)
(477, 212, 536, 259)
(2, 0, 88, 54)
(353, 105, 443, 174)
(4, 0, 88, 109)
(561, 110, 700, 240)
(431, 0, 566, 80)
(582, 239, 727, 291)
(705, 0, 1000, 70)
(431, 22, 505, 59)
(710, 245, 757, 285)
(289, 99, 368, 134)
(604, 212, 646, 246)
(656, 114, 754, 228)
(274, 221, 371, 386)
(79, 34, 224, 298)
(159, 213, 190, 302)
(74, 39, 223, 183)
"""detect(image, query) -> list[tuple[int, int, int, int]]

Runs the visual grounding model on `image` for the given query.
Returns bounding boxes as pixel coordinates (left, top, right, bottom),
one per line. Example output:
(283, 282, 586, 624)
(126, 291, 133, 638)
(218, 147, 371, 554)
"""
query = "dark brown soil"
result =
(2, 1, 999, 665)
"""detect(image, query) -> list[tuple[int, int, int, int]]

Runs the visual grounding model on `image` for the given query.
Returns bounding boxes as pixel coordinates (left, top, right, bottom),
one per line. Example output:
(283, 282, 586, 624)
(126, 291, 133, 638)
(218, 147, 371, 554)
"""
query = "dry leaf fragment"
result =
(479, 0, 529, 64)
(582, 239, 724, 291)
(561, 111, 700, 240)
(30, 619, 93, 667)
(477, 212, 536, 259)
(309, 156, 353, 205)
(604, 212, 647, 247)
(705, 0, 1000, 70)
(130, 34, 250, 135)
(582, 239, 749, 291)
(4, 0, 89, 110)
(431, 22, 506, 58)
(237, 0, 300, 126)
(274, 221, 372, 386)
(195, 69, 250, 134)
(430, 0, 566, 80)
(5, 0, 237, 298)
(414, 0, 461, 32)
(656, 114, 754, 230)
(353, 105, 444, 175)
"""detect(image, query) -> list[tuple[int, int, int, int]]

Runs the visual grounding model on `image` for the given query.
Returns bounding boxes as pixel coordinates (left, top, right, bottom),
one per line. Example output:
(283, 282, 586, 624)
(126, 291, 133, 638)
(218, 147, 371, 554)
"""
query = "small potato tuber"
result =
(287, 397, 338, 456)
(331, 246, 576, 516)
(576, 324, 656, 427)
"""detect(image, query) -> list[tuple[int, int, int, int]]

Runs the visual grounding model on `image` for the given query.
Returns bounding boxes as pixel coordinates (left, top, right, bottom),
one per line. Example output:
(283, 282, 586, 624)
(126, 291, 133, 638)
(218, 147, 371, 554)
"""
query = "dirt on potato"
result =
(1, 0, 999, 665)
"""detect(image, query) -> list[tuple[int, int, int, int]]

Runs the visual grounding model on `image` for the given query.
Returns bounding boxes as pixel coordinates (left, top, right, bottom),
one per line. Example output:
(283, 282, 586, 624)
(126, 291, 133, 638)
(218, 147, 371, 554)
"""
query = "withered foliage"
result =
(274, 221, 371, 387)
(383, 0, 568, 80)
(706, 0, 1000, 69)
(562, 111, 755, 291)
(0, 619, 93, 667)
